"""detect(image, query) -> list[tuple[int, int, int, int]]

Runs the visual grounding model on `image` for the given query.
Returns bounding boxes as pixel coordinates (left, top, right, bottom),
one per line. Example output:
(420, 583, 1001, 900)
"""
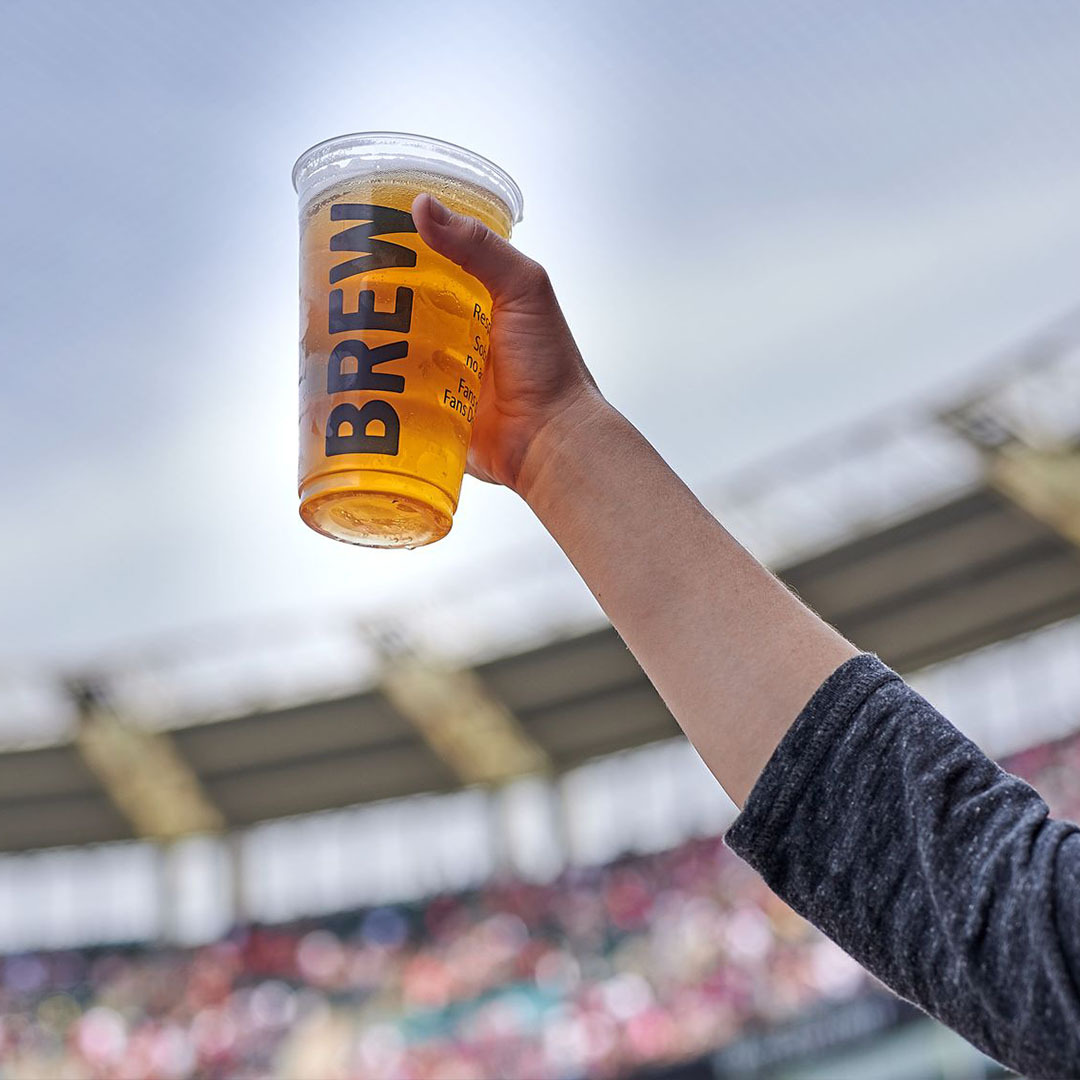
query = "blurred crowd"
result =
(1, 729, 1078, 1080)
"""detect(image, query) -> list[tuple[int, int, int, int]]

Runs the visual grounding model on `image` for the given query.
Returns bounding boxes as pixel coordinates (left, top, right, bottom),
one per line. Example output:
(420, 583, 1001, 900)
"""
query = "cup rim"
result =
(292, 131, 524, 224)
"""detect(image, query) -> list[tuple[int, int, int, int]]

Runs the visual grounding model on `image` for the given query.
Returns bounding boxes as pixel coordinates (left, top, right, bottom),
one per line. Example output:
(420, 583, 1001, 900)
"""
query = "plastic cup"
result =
(293, 132, 523, 547)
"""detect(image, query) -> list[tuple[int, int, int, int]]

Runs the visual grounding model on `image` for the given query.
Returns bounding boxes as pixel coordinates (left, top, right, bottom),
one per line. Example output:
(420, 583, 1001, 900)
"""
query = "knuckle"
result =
(518, 258, 551, 294)
(458, 217, 553, 306)
(467, 217, 492, 249)
(505, 260, 553, 308)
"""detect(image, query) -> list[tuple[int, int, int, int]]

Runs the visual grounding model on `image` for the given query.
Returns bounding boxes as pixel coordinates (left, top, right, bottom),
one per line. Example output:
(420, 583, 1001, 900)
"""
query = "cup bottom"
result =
(299, 471, 455, 549)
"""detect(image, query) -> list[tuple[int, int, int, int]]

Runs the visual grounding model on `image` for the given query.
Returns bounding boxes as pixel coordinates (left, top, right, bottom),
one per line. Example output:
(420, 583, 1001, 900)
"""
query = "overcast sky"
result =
(2, 0, 1080, 674)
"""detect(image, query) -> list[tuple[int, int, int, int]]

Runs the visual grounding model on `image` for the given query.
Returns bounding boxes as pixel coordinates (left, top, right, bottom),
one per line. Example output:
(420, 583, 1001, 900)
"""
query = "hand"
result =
(412, 193, 604, 495)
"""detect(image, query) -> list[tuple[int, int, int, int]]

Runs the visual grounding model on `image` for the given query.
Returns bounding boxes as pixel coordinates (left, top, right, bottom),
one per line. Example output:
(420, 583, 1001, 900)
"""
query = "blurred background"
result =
(2, 1, 1080, 1077)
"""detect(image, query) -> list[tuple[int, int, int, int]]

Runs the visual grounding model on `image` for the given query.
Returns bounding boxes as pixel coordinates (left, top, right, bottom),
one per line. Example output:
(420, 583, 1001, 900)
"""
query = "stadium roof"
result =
(1, 321, 1079, 852)
(3, 481, 1079, 852)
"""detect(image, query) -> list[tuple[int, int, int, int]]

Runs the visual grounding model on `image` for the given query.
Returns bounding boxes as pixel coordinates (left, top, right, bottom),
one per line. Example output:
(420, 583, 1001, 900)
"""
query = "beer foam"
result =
(300, 169, 513, 237)
(293, 132, 523, 227)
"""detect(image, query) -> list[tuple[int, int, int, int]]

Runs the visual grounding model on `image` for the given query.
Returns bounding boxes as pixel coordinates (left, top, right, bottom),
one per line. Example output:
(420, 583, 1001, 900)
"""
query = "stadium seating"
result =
(1, 732, 1076, 1079)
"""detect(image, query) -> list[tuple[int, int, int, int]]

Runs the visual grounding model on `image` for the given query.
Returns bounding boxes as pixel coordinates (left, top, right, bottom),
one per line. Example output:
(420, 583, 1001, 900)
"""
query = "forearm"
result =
(517, 395, 858, 806)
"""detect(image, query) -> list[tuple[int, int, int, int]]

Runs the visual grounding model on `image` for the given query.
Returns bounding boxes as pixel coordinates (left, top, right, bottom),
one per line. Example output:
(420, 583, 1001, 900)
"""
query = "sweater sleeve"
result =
(725, 654, 1080, 1078)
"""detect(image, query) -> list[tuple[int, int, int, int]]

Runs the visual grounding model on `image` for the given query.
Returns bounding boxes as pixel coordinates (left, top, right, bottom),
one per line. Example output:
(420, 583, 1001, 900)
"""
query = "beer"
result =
(293, 134, 523, 547)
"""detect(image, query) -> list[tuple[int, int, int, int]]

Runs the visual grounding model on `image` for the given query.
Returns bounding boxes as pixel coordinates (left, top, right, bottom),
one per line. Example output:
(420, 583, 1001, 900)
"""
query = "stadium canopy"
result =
(2, 320, 1079, 852)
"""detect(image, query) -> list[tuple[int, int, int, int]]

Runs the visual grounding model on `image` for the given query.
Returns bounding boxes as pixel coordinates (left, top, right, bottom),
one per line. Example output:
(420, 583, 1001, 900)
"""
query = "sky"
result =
(2, 0, 1080, 679)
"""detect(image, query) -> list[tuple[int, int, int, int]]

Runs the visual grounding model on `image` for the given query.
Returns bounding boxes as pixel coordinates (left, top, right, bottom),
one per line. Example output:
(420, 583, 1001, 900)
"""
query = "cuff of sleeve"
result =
(725, 653, 900, 863)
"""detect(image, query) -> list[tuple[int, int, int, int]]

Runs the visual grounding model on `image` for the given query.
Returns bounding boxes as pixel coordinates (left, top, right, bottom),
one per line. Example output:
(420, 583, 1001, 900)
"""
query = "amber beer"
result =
(292, 133, 523, 547)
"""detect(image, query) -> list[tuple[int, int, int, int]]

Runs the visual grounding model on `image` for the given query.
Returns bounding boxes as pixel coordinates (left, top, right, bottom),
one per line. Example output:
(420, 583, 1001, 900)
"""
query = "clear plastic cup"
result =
(293, 132, 523, 547)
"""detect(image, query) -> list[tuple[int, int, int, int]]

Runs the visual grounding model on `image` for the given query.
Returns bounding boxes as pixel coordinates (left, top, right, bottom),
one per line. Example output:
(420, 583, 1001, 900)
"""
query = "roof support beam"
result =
(986, 448, 1080, 551)
(68, 680, 225, 841)
(942, 404, 1080, 552)
(376, 640, 550, 786)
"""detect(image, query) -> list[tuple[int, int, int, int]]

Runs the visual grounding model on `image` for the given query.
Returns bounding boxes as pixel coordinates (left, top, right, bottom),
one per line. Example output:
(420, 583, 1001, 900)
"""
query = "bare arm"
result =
(412, 194, 856, 806)
(518, 396, 857, 805)
(411, 196, 1080, 1077)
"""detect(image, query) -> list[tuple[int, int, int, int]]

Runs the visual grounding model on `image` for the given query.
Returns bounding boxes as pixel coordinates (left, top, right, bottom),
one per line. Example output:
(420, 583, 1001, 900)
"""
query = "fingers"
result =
(412, 193, 548, 305)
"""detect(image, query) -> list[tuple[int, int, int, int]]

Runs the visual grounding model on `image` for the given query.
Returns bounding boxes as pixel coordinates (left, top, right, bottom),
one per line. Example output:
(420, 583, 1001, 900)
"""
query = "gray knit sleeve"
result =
(725, 654, 1080, 1078)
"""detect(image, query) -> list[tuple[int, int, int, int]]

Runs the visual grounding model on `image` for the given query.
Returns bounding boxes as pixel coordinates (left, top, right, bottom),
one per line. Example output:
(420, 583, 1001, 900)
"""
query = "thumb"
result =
(412, 192, 544, 305)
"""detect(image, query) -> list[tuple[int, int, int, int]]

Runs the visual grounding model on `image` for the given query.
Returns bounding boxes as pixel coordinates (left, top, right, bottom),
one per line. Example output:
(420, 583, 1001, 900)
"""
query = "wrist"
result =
(513, 389, 616, 506)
